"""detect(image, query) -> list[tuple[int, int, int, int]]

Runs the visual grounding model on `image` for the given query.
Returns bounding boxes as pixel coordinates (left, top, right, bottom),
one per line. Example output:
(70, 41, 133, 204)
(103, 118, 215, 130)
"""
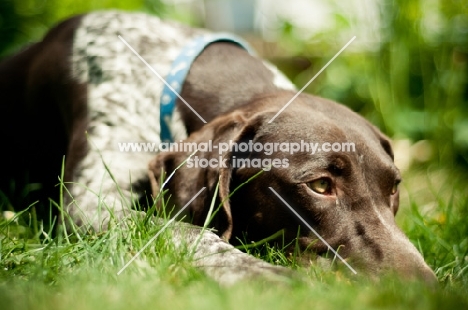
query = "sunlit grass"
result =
(1, 165, 467, 310)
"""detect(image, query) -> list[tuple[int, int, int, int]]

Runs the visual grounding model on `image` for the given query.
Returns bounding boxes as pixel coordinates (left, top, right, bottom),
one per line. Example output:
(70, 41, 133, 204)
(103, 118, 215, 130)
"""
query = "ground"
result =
(0, 164, 467, 310)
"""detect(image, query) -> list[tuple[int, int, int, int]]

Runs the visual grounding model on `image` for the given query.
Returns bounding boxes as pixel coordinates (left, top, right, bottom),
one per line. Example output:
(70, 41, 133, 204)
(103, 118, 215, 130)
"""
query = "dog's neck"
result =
(177, 42, 282, 134)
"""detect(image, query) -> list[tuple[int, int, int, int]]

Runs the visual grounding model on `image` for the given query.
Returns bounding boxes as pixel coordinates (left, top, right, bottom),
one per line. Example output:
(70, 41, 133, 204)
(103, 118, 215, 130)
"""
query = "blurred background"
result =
(1, 0, 467, 173)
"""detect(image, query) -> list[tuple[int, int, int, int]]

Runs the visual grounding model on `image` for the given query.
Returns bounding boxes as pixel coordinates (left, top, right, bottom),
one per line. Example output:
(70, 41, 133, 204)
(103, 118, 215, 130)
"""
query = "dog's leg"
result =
(140, 219, 296, 285)
(177, 226, 296, 285)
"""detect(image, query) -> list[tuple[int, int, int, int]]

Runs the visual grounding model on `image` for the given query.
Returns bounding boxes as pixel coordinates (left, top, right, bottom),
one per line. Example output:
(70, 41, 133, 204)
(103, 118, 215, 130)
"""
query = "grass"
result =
(1, 163, 468, 310)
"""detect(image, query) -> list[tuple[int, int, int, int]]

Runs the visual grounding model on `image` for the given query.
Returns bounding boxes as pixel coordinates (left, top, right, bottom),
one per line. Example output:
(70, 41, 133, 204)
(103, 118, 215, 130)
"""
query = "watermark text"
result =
(117, 140, 356, 155)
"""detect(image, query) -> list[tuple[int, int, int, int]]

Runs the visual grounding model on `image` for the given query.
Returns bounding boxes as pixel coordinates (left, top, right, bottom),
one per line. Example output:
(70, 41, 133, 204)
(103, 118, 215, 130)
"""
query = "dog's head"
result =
(148, 91, 436, 283)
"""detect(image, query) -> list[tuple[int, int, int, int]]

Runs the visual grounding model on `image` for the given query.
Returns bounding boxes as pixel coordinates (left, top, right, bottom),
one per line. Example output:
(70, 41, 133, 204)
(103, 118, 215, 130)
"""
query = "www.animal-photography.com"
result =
(0, 0, 467, 309)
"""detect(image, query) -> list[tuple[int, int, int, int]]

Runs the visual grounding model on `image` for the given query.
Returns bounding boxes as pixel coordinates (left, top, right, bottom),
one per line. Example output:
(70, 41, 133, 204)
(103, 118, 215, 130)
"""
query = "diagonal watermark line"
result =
(117, 187, 206, 275)
(268, 187, 357, 275)
(118, 35, 207, 124)
(268, 36, 356, 123)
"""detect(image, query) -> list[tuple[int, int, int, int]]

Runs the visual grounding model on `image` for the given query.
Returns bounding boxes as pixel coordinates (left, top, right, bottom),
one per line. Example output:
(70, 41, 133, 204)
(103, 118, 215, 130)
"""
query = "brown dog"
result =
(0, 11, 436, 284)
(148, 91, 436, 283)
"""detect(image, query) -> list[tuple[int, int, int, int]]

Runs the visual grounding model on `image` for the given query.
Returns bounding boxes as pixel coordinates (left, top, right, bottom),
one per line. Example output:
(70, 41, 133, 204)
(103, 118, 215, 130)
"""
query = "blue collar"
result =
(160, 33, 255, 142)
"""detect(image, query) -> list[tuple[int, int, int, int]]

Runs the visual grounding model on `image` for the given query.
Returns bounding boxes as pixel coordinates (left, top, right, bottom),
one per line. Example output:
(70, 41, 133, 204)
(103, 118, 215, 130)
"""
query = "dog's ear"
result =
(365, 123, 401, 215)
(148, 111, 263, 241)
(367, 124, 395, 161)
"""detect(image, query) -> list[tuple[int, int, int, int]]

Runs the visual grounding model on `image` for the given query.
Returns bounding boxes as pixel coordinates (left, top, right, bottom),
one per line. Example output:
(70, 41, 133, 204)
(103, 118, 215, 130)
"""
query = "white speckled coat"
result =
(69, 11, 294, 228)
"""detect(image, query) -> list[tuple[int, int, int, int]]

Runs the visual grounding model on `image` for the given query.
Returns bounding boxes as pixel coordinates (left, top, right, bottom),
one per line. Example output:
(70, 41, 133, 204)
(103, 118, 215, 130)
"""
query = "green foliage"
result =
(396, 167, 468, 288)
(0, 0, 165, 56)
(272, 0, 468, 167)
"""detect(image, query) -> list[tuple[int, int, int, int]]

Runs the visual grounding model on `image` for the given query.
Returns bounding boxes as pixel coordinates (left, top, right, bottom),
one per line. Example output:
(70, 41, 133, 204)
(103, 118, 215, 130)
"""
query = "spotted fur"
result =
(68, 11, 295, 229)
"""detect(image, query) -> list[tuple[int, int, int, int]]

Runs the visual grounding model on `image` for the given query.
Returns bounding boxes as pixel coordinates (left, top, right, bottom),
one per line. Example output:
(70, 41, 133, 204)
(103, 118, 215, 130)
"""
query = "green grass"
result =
(1, 164, 468, 310)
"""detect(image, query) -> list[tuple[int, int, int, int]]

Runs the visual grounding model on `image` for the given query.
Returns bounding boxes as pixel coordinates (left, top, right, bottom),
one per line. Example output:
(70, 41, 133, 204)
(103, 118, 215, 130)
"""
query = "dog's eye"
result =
(308, 179, 331, 194)
(391, 182, 400, 195)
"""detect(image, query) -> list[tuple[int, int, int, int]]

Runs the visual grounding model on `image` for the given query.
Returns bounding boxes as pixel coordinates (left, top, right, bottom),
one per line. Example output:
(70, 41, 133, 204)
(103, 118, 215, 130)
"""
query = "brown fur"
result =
(149, 92, 436, 283)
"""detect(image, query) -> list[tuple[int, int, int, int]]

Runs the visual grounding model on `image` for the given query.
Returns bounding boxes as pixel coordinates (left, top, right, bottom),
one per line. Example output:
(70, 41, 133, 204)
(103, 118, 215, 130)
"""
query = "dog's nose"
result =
(346, 219, 438, 285)
(349, 252, 437, 285)
(383, 239, 438, 285)
(399, 259, 438, 286)
(388, 233, 438, 285)
(419, 265, 438, 286)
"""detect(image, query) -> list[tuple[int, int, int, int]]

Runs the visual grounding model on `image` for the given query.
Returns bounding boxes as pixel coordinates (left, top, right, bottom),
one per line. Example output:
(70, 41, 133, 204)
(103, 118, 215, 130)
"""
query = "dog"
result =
(0, 11, 436, 284)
